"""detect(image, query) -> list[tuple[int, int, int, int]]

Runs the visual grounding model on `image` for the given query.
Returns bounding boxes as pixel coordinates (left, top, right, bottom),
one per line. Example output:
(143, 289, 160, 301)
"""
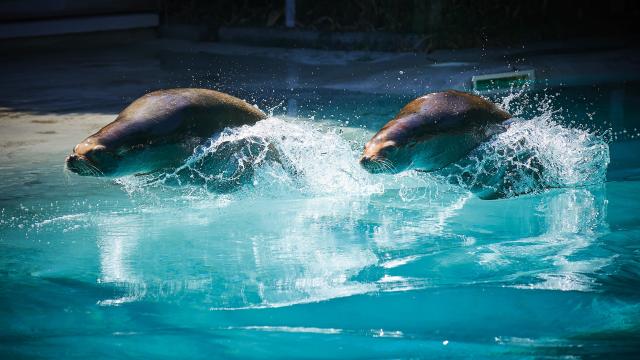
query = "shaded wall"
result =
(0, 0, 158, 21)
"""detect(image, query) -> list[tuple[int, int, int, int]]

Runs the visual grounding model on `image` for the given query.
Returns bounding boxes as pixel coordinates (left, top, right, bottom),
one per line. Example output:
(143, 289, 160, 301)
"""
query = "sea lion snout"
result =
(359, 154, 373, 164)
(360, 155, 389, 174)
(66, 140, 117, 176)
(359, 154, 376, 169)
(65, 153, 81, 165)
(359, 155, 382, 173)
(360, 142, 382, 169)
(65, 153, 94, 175)
(360, 138, 405, 173)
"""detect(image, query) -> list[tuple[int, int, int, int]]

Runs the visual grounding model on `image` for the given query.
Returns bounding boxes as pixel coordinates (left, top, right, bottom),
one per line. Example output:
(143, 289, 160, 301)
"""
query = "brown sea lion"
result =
(360, 90, 511, 174)
(66, 88, 266, 176)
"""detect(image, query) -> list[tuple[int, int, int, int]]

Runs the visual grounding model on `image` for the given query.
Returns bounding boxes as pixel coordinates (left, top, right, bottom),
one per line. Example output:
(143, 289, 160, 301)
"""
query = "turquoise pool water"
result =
(1, 84, 640, 359)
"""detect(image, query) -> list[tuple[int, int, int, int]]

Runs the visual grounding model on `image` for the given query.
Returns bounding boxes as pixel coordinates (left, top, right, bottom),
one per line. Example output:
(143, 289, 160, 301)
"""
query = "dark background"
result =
(1, 0, 639, 50)
(163, 0, 639, 48)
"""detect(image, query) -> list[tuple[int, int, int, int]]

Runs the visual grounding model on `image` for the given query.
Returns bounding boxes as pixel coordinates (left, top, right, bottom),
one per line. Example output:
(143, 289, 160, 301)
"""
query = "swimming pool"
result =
(1, 48, 640, 358)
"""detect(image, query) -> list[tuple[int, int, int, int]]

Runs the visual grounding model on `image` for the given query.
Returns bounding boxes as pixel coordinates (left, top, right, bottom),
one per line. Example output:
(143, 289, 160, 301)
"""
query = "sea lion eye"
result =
(90, 145, 107, 153)
(379, 141, 397, 153)
(381, 140, 396, 148)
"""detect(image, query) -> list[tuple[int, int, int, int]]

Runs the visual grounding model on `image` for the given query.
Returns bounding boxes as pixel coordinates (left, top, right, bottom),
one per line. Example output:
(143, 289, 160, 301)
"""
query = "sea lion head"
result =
(65, 136, 120, 176)
(359, 128, 414, 174)
(359, 98, 427, 174)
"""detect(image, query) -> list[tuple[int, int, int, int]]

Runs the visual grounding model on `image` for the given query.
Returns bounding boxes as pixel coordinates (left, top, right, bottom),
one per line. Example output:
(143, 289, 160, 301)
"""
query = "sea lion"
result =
(66, 88, 266, 176)
(360, 90, 511, 174)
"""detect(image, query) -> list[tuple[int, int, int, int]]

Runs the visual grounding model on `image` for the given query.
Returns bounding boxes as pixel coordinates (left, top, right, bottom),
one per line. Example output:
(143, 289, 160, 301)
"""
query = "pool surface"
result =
(1, 43, 640, 359)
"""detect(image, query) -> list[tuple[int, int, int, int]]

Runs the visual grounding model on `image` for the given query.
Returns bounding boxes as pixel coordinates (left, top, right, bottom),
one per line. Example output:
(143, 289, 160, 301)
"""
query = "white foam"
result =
(443, 115, 609, 198)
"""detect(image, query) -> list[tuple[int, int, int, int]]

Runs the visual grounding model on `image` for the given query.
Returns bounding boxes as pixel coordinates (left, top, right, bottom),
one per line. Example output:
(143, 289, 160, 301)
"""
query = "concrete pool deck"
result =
(1, 37, 639, 164)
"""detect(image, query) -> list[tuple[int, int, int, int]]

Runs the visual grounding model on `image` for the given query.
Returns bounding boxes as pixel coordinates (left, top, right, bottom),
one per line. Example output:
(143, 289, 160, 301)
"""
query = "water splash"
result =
(117, 117, 433, 200)
(440, 97, 610, 199)
(115, 92, 609, 203)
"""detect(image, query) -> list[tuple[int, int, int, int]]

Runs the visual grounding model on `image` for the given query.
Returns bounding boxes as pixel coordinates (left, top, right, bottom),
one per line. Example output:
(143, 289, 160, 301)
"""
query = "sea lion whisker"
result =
(62, 165, 73, 183)
(84, 164, 99, 177)
(383, 159, 395, 170)
(79, 160, 101, 177)
(83, 161, 104, 176)
(379, 160, 393, 173)
(378, 158, 396, 173)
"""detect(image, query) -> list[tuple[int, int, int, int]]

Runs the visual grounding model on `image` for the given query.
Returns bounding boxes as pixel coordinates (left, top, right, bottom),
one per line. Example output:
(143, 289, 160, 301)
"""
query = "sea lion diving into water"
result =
(360, 90, 518, 199)
(360, 90, 512, 174)
(66, 88, 267, 177)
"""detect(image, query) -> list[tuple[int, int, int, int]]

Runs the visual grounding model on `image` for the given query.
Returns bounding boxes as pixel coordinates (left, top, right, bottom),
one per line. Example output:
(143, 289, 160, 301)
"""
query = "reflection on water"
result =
(96, 212, 145, 305)
(91, 185, 610, 309)
(477, 188, 610, 291)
